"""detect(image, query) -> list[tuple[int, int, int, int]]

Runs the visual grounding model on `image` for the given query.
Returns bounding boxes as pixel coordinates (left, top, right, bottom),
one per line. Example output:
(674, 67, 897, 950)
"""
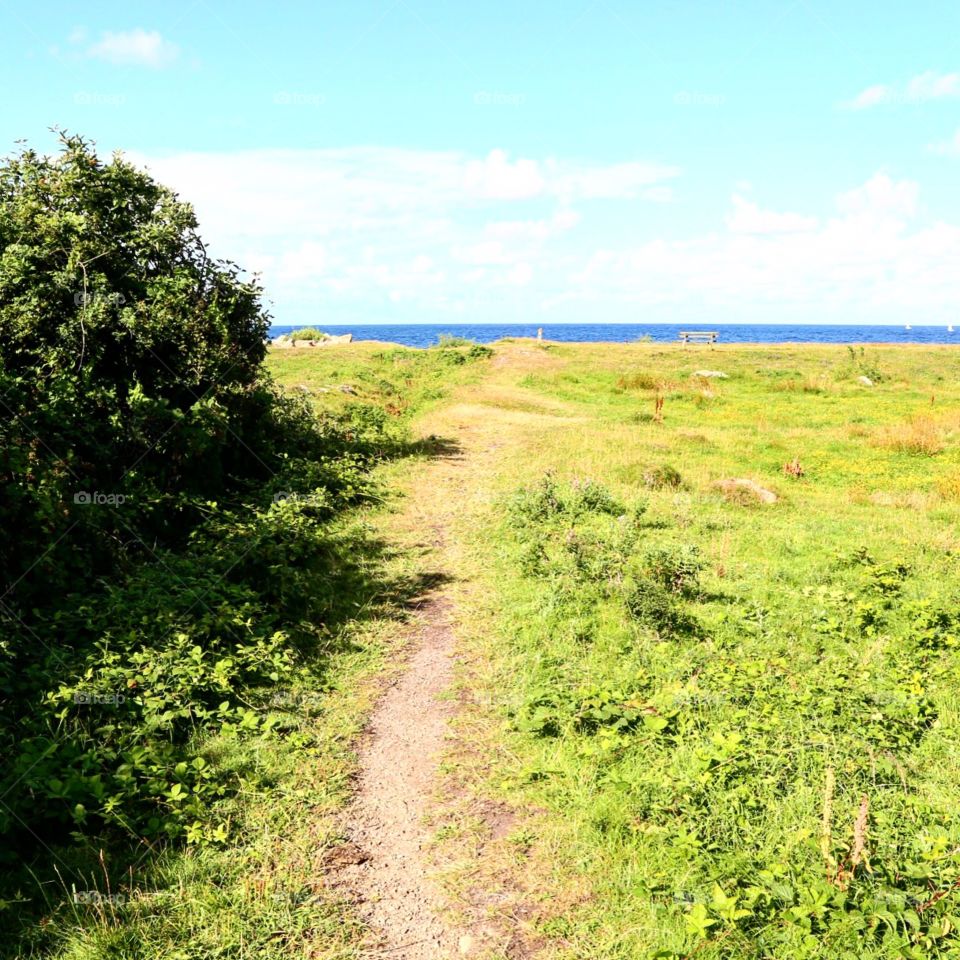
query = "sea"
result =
(268, 323, 960, 348)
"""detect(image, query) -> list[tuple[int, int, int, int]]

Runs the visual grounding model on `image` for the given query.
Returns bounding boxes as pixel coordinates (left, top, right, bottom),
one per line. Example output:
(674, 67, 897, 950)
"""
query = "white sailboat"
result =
(949, 325, 955, 333)
(905, 324, 912, 330)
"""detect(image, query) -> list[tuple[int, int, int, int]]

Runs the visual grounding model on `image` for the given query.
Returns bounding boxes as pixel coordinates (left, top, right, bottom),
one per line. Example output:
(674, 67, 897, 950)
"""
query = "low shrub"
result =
(435, 333, 475, 347)
(644, 543, 703, 594)
(625, 580, 693, 636)
(289, 326, 329, 341)
(642, 464, 684, 489)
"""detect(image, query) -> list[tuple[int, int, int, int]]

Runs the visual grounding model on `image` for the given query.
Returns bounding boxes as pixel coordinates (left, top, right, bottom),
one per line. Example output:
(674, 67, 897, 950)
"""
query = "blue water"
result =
(269, 323, 960, 348)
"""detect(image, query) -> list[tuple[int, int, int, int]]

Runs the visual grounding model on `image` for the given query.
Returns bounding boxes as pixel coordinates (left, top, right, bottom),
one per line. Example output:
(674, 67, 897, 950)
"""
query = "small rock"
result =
(693, 370, 728, 379)
(295, 383, 311, 393)
(857, 375, 874, 387)
(716, 478, 778, 504)
(338, 384, 357, 395)
(458, 934, 474, 954)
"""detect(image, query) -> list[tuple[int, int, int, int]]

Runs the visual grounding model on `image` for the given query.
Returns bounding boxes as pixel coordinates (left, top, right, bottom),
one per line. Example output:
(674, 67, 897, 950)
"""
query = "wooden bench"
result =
(678, 330, 719, 345)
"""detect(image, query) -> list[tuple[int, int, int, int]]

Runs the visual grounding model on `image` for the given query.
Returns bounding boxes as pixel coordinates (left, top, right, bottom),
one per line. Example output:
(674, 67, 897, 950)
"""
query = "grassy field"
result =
(274, 338, 960, 959)
(20, 338, 960, 958)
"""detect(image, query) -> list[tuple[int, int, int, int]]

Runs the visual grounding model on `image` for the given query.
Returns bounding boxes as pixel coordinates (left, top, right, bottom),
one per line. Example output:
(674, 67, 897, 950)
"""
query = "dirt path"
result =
(328, 352, 574, 958)
(331, 591, 462, 958)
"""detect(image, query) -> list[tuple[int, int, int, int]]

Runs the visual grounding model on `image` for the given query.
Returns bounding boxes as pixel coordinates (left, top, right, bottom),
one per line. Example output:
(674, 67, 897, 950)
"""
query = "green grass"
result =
(428, 341, 960, 959)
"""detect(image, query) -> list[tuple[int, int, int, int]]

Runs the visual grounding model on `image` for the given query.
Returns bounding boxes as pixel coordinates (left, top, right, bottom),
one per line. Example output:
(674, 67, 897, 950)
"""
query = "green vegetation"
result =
(0, 136, 492, 957)
(288, 326, 329, 340)
(427, 341, 960, 959)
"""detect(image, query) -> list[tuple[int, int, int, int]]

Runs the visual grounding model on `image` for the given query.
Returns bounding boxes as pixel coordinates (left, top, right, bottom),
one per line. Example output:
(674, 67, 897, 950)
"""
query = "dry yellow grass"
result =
(876, 415, 944, 455)
(936, 471, 960, 502)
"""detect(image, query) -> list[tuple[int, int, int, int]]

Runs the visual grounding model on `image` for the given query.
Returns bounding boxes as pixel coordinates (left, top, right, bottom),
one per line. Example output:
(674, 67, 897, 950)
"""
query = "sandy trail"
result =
(331, 591, 462, 958)
(329, 353, 564, 958)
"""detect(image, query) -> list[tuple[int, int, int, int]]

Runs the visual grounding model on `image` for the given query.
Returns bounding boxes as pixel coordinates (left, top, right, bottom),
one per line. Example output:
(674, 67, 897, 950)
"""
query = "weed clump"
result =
(617, 371, 661, 391)
(289, 326, 329, 341)
(508, 474, 626, 525)
(625, 580, 693, 636)
(642, 464, 684, 490)
(644, 543, 703, 594)
(843, 345, 885, 383)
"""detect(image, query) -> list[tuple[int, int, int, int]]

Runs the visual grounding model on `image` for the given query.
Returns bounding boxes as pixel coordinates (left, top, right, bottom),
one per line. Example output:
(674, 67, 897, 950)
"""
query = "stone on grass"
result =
(693, 370, 728, 379)
(716, 478, 778, 505)
(857, 375, 874, 387)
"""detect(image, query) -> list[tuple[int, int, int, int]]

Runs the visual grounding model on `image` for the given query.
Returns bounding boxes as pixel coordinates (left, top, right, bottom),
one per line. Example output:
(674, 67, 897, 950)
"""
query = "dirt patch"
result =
(329, 595, 462, 957)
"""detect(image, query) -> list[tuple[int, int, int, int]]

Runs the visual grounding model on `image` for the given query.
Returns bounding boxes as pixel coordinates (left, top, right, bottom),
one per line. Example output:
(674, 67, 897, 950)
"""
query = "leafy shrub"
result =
(0, 133, 282, 604)
(642, 464, 684, 489)
(644, 543, 703, 594)
(0, 135, 391, 856)
(625, 580, 692, 636)
(508, 474, 566, 524)
(289, 326, 329, 341)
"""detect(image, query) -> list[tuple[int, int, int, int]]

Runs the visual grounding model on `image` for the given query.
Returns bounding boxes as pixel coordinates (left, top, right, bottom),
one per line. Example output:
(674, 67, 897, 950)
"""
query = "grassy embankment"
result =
(3, 339, 489, 960)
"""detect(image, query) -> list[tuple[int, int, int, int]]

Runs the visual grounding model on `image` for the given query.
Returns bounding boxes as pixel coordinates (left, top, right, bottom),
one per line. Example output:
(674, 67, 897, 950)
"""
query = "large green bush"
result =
(0, 133, 278, 602)
(0, 135, 390, 856)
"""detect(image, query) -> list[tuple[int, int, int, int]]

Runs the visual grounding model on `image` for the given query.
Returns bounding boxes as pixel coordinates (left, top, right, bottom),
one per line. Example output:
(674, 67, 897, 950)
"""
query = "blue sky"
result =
(3, 0, 960, 325)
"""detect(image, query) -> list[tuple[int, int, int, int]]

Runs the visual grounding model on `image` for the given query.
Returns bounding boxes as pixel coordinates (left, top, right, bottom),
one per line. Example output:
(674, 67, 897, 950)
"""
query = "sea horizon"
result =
(268, 322, 960, 348)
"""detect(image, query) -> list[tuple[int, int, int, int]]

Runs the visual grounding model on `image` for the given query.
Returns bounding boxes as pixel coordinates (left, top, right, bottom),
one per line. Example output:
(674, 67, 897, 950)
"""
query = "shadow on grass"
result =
(0, 435, 461, 955)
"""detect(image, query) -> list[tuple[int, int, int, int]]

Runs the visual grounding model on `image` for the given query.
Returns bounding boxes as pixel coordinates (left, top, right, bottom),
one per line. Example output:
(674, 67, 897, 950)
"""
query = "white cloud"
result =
(570, 174, 960, 314)
(460, 149, 679, 201)
(836, 173, 918, 219)
(507, 262, 533, 286)
(552, 161, 680, 200)
(123, 147, 960, 324)
(929, 129, 960, 156)
(86, 29, 179, 68)
(464, 149, 544, 199)
(727, 195, 818, 234)
(844, 70, 960, 109)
